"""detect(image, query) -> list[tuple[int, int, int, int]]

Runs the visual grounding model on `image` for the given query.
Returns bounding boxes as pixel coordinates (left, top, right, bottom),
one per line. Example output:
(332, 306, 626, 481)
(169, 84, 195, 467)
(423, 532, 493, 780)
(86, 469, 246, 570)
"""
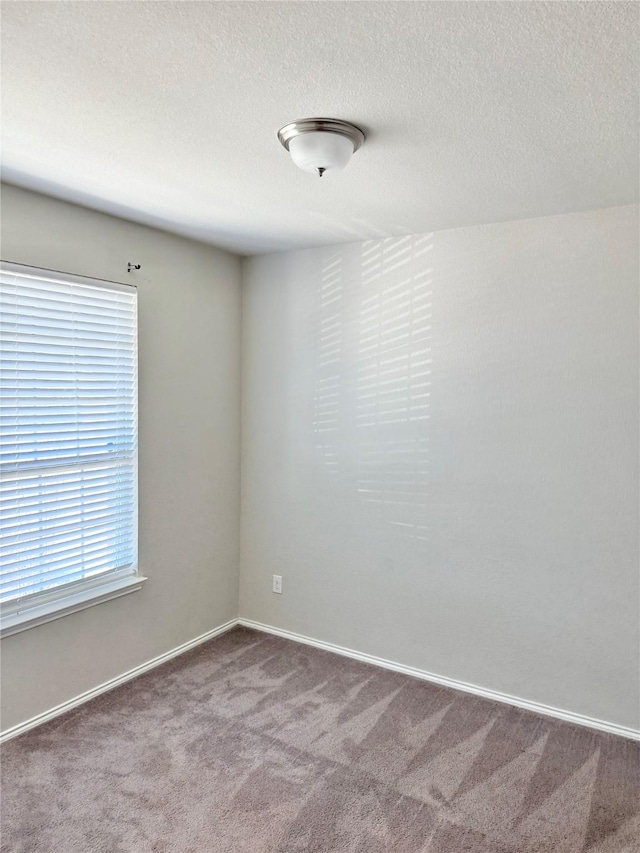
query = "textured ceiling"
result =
(1, 1, 638, 255)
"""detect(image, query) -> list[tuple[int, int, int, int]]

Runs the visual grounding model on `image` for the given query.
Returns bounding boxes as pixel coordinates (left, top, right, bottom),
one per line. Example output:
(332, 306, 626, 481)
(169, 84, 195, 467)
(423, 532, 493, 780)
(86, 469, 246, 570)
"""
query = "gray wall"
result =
(1, 184, 242, 731)
(2, 189, 637, 734)
(239, 205, 640, 730)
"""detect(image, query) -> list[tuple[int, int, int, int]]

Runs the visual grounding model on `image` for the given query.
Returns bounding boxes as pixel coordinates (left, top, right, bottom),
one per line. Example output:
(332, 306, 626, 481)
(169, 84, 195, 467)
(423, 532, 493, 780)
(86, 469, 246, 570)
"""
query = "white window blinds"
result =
(0, 262, 138, 613)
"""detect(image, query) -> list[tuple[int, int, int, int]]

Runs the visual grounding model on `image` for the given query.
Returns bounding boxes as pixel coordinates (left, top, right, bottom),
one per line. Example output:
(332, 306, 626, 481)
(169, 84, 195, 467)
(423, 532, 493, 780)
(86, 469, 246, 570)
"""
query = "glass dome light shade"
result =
(288, 131, 355, 174)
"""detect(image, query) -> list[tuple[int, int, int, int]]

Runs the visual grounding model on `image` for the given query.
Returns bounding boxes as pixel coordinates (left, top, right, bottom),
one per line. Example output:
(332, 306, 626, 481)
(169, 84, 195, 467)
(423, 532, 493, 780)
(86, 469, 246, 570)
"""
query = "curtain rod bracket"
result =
(127, 263, 141, 273)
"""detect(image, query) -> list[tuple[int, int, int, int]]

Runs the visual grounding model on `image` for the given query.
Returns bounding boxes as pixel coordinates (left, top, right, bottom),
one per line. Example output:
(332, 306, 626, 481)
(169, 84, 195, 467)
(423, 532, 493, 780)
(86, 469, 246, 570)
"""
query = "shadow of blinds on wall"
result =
(0, 262, 138, 616)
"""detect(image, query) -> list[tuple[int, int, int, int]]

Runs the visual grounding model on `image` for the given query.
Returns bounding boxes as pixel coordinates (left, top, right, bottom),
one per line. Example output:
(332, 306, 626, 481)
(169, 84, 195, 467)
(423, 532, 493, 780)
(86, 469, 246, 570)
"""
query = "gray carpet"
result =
(1, 626, 638, 852)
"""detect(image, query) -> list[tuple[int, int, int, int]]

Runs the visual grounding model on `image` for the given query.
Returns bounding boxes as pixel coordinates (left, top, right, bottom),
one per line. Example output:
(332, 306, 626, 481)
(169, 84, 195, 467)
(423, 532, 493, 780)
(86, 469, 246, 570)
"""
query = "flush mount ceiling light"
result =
(277, 118, 365, 177)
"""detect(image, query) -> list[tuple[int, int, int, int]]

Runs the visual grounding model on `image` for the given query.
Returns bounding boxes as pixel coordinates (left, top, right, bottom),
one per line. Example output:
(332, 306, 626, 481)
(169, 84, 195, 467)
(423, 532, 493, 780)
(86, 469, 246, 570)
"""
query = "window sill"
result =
(0, 575, 148, 639)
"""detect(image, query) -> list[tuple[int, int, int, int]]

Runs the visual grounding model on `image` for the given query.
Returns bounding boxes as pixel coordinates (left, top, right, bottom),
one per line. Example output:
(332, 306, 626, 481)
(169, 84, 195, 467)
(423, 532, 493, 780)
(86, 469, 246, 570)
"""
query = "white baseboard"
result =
(0, 618, 238, 744)
(238, 618, 640, 742)
(4, 616, 638, 744)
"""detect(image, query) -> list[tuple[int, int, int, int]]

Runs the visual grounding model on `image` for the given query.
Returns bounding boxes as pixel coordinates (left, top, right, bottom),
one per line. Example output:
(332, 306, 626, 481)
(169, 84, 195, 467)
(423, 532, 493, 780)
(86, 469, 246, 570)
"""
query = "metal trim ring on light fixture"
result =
(277, 118, 365, 152)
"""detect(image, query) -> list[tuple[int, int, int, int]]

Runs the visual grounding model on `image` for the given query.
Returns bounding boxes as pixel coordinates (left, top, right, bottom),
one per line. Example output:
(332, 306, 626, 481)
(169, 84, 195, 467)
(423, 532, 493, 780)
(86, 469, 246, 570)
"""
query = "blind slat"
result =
(2, 530, 134, 574)
(2, 491, 136, 526)
(2, 507, 133, 549)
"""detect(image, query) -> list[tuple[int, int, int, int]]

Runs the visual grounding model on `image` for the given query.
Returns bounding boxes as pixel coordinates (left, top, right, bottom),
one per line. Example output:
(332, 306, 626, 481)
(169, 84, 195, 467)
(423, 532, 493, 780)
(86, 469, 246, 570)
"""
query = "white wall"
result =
(1, 184, 242, 731)
(240, 205, 640, 730)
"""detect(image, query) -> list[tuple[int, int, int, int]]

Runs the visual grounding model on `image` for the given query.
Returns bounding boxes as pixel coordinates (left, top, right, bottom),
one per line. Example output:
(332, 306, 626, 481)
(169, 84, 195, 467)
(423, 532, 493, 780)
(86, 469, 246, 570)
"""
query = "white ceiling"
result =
(1, 1, 638, 256)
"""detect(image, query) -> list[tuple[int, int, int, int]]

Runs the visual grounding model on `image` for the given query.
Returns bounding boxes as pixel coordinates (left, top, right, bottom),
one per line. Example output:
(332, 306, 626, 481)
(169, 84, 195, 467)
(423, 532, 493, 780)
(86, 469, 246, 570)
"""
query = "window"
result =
(0, 262, 144, 637)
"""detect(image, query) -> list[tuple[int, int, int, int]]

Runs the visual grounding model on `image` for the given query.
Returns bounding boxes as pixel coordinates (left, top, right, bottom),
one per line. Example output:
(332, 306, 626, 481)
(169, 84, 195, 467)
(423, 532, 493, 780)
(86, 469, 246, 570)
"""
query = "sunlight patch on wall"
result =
(312, 250, 344, 476)
(311, 234, 434, 541)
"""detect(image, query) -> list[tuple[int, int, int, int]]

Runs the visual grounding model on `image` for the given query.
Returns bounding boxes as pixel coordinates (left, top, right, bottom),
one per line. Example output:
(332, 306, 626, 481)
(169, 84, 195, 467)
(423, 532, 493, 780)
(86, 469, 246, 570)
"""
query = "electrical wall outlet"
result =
(272, 574, 283, 594)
